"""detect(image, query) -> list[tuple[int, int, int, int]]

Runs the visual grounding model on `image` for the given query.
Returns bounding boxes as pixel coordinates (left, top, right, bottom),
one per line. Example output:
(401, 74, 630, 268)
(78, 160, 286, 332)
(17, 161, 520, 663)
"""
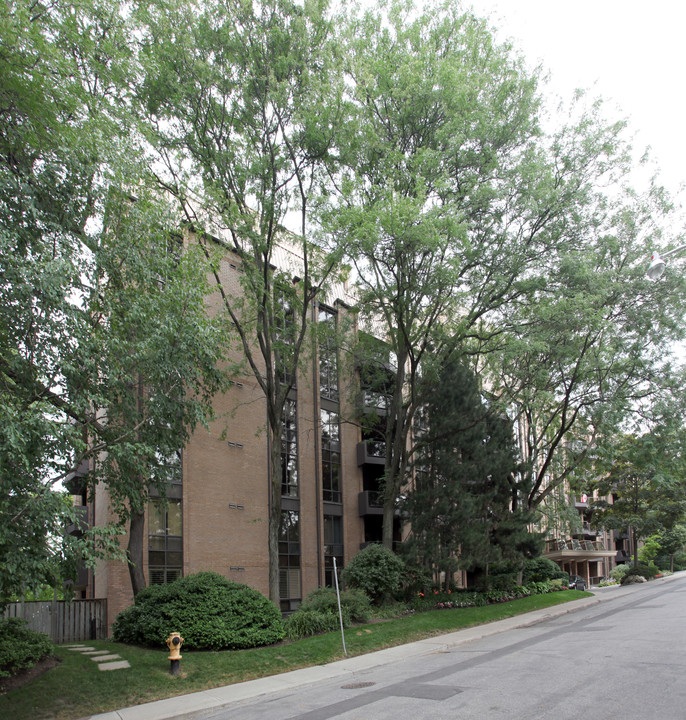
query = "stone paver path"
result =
(66, 644, 131, 671)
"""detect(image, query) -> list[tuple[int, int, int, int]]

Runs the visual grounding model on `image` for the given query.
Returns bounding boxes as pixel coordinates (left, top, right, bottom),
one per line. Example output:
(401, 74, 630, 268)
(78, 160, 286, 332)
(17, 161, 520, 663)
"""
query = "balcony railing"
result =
(546, 538, 608, 553)
(356, 440, 386, 466)
(66, 505, 89, 535)
(358, 490, 384, 517)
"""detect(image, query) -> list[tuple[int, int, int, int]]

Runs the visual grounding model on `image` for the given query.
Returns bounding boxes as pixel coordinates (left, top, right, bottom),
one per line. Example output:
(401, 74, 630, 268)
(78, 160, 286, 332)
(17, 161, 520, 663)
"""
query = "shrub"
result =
(112, 571, 284, 650)
(299, 587, 372, 624)
(522, 558, 568, 583)
(341, 544, 405, 604)
(621, 563, 657, 582)
(284, 609, 342, 640)
(0, 618, 54, 679)
(610, 563, 631, 581)
(284, 586, 373, 640)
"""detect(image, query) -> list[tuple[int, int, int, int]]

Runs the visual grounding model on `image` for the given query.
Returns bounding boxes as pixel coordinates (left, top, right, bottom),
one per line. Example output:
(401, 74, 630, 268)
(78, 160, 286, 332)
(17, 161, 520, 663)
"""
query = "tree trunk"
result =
(268, 421, 282, 606)
(127, 510, 146, 596)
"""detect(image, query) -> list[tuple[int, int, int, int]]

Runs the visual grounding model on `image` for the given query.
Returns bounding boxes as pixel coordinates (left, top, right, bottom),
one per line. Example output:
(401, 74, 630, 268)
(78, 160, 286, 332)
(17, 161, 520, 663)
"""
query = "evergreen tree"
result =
(402, 360, 539, 587)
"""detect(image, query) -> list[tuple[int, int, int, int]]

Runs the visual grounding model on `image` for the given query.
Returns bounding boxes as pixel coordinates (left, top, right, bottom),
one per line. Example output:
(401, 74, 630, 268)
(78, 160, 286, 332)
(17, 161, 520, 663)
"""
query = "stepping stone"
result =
(69, 646, 96, 652)
(98, 661, 131, 671)
(83, 650, 111, 656)
(92, 654, 122, 662)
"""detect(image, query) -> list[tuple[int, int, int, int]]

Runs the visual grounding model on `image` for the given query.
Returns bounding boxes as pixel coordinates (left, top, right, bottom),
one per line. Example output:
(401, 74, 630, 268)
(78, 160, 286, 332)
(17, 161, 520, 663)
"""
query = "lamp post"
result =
(646, 243, 686, 280)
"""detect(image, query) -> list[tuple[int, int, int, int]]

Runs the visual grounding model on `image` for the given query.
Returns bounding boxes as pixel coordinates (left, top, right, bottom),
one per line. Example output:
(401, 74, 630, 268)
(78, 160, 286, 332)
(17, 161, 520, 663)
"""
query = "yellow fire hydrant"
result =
(165, 632, 183, 675)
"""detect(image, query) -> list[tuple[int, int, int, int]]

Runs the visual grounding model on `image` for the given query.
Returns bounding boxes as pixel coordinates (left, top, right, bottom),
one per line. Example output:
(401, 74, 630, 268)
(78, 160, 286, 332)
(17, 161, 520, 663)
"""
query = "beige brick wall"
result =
(95, 246, 368, 630)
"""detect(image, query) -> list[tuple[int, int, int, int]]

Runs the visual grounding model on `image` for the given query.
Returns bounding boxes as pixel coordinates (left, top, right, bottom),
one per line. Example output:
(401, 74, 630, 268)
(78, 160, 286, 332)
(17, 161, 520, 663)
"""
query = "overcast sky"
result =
(470, 0, 686, 198)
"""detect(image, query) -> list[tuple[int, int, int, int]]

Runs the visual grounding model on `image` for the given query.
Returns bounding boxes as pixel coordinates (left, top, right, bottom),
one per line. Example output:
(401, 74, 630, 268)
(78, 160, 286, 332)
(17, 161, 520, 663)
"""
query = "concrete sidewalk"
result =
(87, 575, 681, 720)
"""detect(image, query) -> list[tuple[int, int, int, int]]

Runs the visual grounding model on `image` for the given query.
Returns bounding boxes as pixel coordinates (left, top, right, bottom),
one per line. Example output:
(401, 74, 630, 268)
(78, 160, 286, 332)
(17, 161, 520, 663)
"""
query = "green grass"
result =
(0, 590, 589, 720)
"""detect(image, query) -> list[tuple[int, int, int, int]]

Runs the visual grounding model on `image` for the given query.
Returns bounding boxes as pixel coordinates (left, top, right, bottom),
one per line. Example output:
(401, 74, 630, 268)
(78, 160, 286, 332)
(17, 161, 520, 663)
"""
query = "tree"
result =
(480, 89, 686, 516)
(0, 0, 224, 603)
(134, 0, 346, 603)
(592, 424, 686, 567)
(653, 526, 686, 572)
(402, 359, 538, 587)
(331, 0, 549, 548)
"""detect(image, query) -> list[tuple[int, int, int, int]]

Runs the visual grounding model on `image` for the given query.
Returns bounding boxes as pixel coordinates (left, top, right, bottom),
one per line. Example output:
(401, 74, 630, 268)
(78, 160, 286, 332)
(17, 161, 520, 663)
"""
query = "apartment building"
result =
(69, 235, 405, 628)
(65, 241, 622, 631)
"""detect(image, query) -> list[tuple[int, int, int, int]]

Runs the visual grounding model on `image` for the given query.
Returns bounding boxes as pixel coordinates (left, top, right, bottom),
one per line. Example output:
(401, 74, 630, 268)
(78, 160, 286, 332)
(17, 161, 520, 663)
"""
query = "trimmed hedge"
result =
(0, 618, 54, 679)
(112, 572, 284, 650)
(341, 544, 405, 604)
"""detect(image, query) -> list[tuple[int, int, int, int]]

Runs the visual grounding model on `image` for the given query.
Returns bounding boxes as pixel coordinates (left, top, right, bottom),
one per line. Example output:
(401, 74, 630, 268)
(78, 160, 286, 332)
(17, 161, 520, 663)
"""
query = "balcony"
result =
(573, 522, 597, 538)
(356, 440, 386, 467)
(359, 389, 389, 415)
(544, 537, 616, 561)
(573, 495, 589, 508)
(66, 505, 89, 535)
(358, 490, 384, 517)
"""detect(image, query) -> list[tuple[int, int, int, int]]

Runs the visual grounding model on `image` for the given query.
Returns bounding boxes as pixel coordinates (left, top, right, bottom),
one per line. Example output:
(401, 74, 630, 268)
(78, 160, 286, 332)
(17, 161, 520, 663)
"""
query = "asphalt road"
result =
(196, 576, 686, 720)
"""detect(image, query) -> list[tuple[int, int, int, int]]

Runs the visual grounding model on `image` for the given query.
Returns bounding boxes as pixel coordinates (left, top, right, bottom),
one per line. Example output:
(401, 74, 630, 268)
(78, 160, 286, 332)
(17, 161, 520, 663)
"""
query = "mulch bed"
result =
(0, 655, 61, 694)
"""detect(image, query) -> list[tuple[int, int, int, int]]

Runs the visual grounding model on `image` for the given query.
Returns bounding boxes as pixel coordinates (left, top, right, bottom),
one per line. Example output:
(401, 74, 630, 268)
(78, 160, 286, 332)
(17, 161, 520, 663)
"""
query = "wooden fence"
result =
(3, 599, 108, 643)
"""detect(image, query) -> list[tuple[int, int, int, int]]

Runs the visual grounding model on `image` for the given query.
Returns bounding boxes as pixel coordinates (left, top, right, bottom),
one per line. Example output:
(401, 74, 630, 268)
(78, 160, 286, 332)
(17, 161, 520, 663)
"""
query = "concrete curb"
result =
(86, 573, 684, 720)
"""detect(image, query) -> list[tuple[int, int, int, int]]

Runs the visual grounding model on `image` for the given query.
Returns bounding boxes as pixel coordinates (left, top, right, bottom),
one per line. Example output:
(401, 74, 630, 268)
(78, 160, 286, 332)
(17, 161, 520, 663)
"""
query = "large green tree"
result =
(0, 0, 224, 603)
(402, 359, 538, 587)
(134, 0, 346, 603)
(591, 390, 686, 567)
(331, 0, 593, 547)
(484, 100, 686, 515)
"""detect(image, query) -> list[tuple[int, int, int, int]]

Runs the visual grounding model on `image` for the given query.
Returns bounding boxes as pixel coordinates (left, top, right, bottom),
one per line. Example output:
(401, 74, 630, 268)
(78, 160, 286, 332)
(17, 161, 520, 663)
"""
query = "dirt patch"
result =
(0, 655, 61, 694)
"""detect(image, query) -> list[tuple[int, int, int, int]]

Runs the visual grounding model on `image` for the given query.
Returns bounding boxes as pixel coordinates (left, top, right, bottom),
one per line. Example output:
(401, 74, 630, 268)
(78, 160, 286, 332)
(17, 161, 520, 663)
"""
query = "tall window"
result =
(274, 282, 296, 387)
(318, 305, 338, 401)
(279, 510, 301, 612)
(148, 498, 183, 585)
(281, 398, 298, 498)
(324, 514, 344, 587)
(321, 408, 341, 503)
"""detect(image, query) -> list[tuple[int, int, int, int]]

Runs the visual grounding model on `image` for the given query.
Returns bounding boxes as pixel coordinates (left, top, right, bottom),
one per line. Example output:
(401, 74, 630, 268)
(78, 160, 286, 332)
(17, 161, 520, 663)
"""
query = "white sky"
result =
(469, 0, 686, 198)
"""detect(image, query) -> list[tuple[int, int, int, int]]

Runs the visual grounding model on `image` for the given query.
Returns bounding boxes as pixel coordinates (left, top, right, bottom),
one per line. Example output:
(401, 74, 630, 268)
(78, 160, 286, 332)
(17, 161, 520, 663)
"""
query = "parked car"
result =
(568, 575, 586, 590)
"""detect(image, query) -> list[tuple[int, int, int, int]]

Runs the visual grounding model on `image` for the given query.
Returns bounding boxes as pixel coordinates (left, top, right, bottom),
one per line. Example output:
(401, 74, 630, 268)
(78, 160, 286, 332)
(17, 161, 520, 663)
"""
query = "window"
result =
(318, 306, 338, 401)
(321, 408, 341, 503)
(281, 398, 299, 498)
(324, 514, 344, 587)
(148, 498, 183, 585)
(274, 282, 297, 387)
(279, 510, 301, 611)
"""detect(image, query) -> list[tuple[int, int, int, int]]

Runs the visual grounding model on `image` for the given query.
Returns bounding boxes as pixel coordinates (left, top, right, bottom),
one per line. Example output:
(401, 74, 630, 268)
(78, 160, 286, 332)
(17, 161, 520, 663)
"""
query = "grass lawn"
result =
(0, 590, 589, 720)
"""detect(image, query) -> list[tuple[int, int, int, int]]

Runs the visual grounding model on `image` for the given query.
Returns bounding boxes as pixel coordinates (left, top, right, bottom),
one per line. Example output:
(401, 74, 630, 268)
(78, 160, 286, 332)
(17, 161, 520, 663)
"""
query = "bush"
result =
(610, 563, 631, 581)
(112, 571, 284, 650)
(0, 618, 54, 679)
(621, 563, 657, 582)
(284, 586, 373, 640)
(284, 609, 342, 640)
(341, 544, 405, 604)
(522, 558, 568, 584)
(299, 587, 372, 623)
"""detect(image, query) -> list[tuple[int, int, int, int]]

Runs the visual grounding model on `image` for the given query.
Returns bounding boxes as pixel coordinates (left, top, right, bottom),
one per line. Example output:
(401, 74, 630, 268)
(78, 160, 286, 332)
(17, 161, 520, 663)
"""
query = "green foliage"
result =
(620, 564, 657, 584)
(403, 360, 540, 581)
(284, 609, 342, 640)
(302, 587, 372, 623)
(0, 618, 54, 679)
(111, 572, 284, 650)
(638, 536, 661, 565)
(341, 545, 405, 604)
(283, 587, 373, 640)
(610, 564, 632, 580)
(0, 0, 226, 602)
(522, 558, 569, 583)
